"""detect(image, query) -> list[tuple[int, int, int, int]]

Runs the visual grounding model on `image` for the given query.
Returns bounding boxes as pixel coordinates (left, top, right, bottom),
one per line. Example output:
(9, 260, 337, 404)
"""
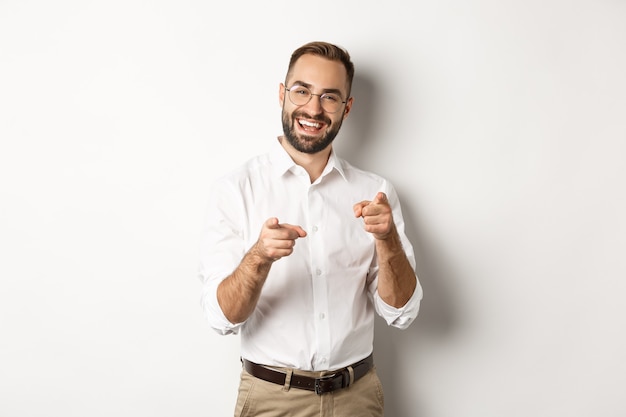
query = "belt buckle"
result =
(314, 373, 337, 395)
(314, 369, 350, 395)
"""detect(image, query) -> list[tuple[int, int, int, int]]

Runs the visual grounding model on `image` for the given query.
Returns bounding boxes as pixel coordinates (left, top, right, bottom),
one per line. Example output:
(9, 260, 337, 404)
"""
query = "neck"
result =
(278, 136, 331, 183)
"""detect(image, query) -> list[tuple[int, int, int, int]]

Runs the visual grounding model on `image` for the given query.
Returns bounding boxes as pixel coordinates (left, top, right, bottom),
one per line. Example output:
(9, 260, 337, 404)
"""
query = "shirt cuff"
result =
(201, 277, 244, 335)
(374, 284, 422, 329)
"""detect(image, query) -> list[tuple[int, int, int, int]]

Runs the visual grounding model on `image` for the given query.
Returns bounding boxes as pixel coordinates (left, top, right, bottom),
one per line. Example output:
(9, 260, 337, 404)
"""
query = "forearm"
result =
(216, 244, 272, 324)
(375, 226, 417, 308)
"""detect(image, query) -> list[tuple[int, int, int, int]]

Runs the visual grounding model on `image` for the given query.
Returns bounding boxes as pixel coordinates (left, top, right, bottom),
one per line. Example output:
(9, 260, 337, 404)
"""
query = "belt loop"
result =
(283, 369, 293, 392)
(347, 366, 355, 386)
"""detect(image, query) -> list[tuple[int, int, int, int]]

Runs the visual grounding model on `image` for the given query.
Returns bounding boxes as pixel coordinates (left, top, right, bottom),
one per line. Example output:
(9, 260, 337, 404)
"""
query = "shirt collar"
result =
(323, 148, 348, 181)
(270, 137, 296, 177)
(270, 137, 348, 182)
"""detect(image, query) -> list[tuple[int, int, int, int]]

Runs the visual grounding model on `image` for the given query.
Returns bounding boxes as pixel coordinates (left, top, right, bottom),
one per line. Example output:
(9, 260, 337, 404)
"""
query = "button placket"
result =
(307, 187, 331, 368)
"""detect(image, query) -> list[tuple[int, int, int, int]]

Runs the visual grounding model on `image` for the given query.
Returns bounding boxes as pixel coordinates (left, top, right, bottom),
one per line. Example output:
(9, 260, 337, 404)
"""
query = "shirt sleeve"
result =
(197, 179, 246, 335)
(373, 288, 422, 329)
(368, 181, 423, 329)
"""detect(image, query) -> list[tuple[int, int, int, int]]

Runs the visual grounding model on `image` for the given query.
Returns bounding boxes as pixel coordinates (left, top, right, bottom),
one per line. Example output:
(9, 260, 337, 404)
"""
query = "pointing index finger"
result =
(373, 192, 388, 204)
(279, 223, 307, 238)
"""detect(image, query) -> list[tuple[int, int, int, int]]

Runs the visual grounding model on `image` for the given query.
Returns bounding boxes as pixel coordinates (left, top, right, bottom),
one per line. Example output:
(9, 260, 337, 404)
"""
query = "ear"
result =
(279, 83, 286, 107)
(342, 96, 354, 120)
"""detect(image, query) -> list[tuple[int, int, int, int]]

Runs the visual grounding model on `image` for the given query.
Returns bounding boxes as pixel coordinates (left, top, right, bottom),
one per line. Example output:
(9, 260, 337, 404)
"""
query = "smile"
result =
(297, 118, 325, 132)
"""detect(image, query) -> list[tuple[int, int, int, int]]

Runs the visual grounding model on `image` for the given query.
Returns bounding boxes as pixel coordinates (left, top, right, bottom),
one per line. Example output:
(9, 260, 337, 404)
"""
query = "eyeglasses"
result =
(285, 85, 347, 113)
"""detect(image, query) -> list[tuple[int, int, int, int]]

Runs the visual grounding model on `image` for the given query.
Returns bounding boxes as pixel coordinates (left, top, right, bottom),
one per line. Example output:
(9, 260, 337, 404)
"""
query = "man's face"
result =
(280, 54, 353, 154)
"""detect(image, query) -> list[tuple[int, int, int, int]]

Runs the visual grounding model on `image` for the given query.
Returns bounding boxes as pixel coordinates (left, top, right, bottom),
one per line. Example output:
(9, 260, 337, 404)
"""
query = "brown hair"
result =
(286, 41, 355, 96)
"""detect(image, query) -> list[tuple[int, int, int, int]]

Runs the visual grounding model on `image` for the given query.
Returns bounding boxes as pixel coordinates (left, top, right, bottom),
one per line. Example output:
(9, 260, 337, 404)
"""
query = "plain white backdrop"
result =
(1, 1, 625, 416)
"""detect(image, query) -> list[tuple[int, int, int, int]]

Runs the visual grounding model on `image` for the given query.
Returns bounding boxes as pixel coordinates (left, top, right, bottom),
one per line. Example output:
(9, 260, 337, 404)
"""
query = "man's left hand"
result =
(353, 192, 394, 240)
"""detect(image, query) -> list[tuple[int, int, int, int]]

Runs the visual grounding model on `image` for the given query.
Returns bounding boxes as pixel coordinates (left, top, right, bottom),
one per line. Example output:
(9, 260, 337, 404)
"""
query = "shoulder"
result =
(213, 152, 272, 186)
(334, 156, 404, 206)
(337, 156, 390, 186)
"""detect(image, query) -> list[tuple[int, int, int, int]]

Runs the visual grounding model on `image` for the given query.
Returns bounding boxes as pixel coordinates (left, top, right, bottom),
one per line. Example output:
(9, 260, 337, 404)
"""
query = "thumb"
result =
(265, 217, 280, 229)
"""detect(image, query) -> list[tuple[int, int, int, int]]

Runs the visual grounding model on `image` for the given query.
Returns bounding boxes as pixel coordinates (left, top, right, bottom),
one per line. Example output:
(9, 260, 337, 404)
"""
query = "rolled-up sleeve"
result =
(369, 182, 423, 329)
(200, 276, 243, 335)
(197, 180, 246, 335)
(373, 287, 422, 329)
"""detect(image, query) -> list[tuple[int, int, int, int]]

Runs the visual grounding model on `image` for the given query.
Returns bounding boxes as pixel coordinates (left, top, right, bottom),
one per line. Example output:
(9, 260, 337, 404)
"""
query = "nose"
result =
(301, 93, 325, 115)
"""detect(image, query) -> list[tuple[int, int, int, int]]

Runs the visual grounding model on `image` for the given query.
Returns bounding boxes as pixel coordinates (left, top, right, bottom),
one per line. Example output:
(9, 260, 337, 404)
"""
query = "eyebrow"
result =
(289, 80, 345, 98)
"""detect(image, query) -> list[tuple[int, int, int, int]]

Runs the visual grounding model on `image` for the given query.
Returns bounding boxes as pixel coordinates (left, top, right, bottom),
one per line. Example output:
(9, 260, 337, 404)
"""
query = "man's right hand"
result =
(255, 217, 307, 262)
(217, 218, 306, 324)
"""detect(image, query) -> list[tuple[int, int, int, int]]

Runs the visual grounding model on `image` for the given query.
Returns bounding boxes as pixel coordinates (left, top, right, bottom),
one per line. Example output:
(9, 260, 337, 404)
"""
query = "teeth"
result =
(300, 120, 321, 128)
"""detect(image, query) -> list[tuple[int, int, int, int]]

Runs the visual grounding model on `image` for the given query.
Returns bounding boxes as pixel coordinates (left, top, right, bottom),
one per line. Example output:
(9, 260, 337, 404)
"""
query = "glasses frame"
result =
(285, 84, 348, 114)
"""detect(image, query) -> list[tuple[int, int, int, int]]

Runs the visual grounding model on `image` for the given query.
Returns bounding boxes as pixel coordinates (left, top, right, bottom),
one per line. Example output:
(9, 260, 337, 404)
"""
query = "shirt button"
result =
(312, 225, 318, 232)
(319, 313, 325, 320)
(316, 269, 322, 276)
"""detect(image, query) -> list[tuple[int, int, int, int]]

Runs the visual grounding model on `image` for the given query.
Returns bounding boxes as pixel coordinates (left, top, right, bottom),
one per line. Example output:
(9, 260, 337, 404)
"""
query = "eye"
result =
(322, 94, 340, 103)
(292, 86, 310, 96)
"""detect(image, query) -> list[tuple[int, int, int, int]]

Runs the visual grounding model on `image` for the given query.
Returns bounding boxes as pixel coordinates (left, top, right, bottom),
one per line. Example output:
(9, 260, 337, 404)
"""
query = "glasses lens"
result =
(319, 93, 342, 113)
(288, 86, 312, 106)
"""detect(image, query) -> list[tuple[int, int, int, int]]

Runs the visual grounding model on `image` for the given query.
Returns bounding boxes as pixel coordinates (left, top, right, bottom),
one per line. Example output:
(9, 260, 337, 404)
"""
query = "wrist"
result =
(249, 243, 276, 265)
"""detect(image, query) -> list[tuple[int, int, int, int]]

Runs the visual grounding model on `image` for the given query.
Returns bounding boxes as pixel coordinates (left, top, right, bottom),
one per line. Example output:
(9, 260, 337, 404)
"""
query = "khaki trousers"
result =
(234, 366, 385, 417)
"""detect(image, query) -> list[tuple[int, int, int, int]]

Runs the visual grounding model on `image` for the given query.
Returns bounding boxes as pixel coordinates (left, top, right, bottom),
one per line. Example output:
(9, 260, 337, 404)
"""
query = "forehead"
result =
(287, 54, 349, 93)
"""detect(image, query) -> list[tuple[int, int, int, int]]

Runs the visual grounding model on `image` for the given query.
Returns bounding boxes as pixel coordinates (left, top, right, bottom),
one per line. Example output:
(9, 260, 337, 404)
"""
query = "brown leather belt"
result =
(242, 354, 374, 395)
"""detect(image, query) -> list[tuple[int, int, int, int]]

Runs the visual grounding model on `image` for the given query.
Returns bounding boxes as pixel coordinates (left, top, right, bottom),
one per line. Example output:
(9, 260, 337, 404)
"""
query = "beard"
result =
(281, 109, 343, 154)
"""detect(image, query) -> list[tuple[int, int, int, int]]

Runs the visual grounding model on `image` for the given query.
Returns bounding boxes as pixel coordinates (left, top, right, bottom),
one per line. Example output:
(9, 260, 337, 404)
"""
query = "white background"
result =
(1, 1, 625, 416)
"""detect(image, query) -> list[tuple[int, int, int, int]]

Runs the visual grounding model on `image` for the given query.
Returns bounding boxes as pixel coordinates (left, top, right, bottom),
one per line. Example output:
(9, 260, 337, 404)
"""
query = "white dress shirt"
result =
(198, 138, 422, 371)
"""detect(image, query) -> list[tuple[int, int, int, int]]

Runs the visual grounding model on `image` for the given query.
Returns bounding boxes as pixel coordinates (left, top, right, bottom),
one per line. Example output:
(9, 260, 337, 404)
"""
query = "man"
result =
(199, 41, 423, 417)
